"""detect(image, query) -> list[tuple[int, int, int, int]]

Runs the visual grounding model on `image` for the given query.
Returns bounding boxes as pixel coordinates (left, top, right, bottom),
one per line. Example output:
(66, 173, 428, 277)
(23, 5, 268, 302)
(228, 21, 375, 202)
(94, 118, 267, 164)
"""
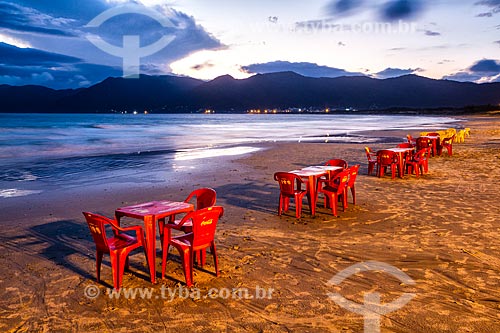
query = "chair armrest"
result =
(108, 219, 143, 236)
(166, 213, 194, 229)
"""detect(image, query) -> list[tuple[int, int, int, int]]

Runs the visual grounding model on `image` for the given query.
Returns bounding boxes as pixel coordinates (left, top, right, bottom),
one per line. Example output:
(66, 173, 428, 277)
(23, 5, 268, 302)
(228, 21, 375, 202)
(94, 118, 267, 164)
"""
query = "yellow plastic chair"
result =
(464, 128, 471, 138)
(446, 128, 457, 142)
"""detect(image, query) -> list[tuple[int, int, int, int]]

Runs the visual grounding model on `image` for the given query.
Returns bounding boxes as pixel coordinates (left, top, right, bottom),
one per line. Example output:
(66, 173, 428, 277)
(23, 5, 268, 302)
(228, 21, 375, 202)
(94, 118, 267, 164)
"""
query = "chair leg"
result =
(333, 194, 339, 217)
(95, 251, 103, 283)
(295, 193, 302, 218)
(158, 218, 165, 250)
(180, 249, 193, 287)
(278, 195, 283, 216)
(211, 242, 220, 277)
(331, 194, 338, 217)
(125, 256, 130, 271)
(110, 251, 127, 290)
(284, 197, 290, 212)
(351, 186, 356, 205)
(161, 242, 170, 279)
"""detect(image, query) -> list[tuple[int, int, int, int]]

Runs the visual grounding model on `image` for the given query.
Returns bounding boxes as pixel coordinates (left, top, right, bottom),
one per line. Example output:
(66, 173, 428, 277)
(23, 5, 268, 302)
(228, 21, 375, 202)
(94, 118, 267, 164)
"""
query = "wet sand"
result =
(1, 115, 499, 332)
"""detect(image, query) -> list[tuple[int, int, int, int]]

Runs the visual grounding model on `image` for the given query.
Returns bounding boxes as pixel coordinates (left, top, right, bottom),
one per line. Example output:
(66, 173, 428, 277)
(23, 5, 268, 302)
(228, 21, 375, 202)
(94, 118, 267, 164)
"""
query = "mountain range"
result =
(1, 72, 499, 113)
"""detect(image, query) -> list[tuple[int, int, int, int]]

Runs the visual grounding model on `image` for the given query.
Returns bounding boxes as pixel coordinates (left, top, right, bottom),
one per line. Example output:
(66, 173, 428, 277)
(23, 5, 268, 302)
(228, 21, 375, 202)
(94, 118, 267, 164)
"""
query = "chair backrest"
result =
(364, 147, 375, 162)
(185, 188, 216, 210)
(377, 150, 398, 165)
(274, 172, 303, 195)
(427, 132, 439, 136)
(83, 212, 112, 252)
(324, 159, 348, 169)
(330, 170, 350, 192)
(414, 148, 428, 161)
(442, 135, 455, 145)
(416, 137, 430, 151)
(347, 164, 360, 187)
(397, 143, 413, 148)
(185, 206, 224, 248)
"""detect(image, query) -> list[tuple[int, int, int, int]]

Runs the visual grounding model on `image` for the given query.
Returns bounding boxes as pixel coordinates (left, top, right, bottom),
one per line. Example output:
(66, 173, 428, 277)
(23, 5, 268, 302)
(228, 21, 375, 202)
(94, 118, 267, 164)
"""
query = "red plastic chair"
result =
(158, 188, 216, 240)
(274, 172, 309, 218)
(364, 147, 378, 176)
(439, 135, 455, 156)
(318, 170, 349, 217)
(161, 206, 224, 287)
(325, 159, 348, 168)
(396, 143, 414, 164)
(416, 137, 431, 157)
(406, 134, 416, 146)
(83, 212, 147, 290)
(346, 164, 360, 207)
(405, 148, 428, 177)
(397, 143, 414, 148)
(317, 159, 348, 190)
(376, 150, 400, 179)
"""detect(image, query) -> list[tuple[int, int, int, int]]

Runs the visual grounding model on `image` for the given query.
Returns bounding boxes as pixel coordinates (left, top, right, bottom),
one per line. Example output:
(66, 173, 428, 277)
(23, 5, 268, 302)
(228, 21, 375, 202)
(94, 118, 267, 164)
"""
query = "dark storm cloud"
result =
(325, 0, 364, 15)
(242, 61, 365, 78)
(444, 59, 500, 82)
(0, 42, 121, 89)
(0, 1, 78, 36)
(324, 0, 427, 21)
(381, 0, 424, 21)
(0, 42, 80, 66)
(469, 59, 500, 72)
(475, 0, 500, 16)
(0, 1, 223, 88)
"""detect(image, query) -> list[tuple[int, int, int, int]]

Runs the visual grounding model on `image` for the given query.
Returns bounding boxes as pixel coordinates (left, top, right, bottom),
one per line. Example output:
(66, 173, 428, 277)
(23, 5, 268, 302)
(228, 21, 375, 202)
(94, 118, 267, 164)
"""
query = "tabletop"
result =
(301, 165, 344, 172)
(386, 147, 415, 153)
(116, 200, 193, 219)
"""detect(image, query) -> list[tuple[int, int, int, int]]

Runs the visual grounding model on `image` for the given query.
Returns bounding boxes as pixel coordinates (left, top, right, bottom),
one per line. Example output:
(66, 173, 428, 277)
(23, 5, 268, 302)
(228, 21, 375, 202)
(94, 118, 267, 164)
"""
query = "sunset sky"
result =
(0, 0, 499, 89)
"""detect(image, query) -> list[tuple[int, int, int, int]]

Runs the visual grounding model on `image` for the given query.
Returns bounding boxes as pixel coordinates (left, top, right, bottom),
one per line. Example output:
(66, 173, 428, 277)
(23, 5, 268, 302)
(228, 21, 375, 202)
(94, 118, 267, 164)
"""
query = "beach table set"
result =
(366, 128, 465, 180)
(115, 200, 194, 284)
(84, 188, 222, 289)
(273, 161, 359, 218)
(384, 147, 415, 178)
(420, 135, 440, 156)
(288, 165, 344, 216)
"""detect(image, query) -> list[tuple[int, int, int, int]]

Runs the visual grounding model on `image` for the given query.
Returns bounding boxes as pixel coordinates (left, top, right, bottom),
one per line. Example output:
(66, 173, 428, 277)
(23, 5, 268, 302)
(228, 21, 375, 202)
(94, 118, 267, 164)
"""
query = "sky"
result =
(0, 0, 499, 89)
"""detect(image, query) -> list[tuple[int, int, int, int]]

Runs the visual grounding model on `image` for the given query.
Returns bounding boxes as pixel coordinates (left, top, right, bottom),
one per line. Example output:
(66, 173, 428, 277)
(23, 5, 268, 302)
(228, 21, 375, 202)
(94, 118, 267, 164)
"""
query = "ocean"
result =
(0, 113, 460, 198)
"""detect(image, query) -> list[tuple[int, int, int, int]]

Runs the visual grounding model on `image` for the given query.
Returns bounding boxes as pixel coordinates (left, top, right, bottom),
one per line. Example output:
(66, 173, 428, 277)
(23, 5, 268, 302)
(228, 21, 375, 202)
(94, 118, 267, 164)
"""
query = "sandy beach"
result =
(1, 114, 500, 332)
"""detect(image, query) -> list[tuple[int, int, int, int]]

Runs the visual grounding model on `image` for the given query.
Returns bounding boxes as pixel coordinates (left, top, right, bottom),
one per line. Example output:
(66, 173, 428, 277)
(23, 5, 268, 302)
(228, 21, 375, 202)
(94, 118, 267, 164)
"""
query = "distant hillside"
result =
(1, 72, 499, 112)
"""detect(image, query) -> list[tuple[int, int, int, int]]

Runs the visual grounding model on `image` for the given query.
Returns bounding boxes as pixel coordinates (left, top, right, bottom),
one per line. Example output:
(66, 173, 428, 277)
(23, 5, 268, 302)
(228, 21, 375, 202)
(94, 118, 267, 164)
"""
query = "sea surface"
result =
(0, 113, 460, 198)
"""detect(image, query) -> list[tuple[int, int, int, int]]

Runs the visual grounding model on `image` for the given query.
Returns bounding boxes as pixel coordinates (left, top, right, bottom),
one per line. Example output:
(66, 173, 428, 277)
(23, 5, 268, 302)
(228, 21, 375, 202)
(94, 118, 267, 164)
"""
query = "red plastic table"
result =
(289, 166, 343, 216)
(115, 200, 194, 283)
(420, 135, 440, 156)
(385, 147, 415, 178)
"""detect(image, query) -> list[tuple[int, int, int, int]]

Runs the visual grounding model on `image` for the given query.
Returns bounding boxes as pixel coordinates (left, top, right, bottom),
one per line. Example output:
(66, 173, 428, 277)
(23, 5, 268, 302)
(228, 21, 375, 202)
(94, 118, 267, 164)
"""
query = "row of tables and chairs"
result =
(83, 188, 223, 290)
(364, 127, 470, 179)
(273, 159, 360, 218)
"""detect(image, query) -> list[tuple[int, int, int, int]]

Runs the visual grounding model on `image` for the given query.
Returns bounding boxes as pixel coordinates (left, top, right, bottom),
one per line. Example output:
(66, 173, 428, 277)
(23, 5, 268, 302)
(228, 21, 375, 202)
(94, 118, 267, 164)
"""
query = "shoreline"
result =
(1, 115, 500, 332)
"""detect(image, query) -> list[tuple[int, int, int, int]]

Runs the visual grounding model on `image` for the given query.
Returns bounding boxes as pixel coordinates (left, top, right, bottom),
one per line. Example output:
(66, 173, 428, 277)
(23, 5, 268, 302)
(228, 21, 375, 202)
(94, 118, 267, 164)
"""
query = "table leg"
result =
(309, 175, 317, 216)
(398, 153, 404, 178)
(143, 215, 156, 284)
